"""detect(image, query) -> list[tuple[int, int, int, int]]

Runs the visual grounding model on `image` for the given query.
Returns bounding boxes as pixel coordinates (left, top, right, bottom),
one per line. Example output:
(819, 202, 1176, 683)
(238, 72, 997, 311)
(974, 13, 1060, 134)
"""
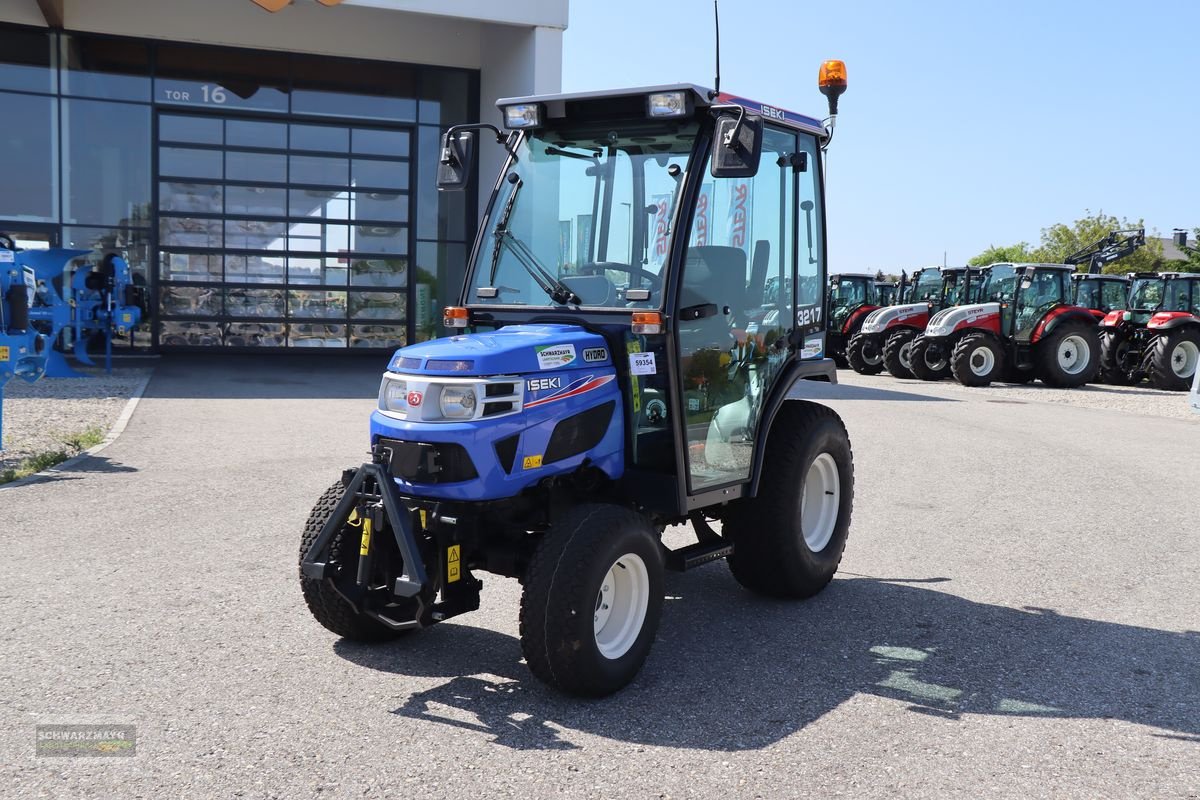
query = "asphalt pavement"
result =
(2, 354, 1198, 799)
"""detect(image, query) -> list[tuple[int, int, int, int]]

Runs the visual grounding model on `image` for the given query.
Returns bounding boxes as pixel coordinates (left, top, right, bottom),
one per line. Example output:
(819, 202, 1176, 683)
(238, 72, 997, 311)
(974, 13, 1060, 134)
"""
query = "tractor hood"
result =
(386, 324, 612, 377)
(925, 303, 1000, 338)
(859, 302, 931, 335)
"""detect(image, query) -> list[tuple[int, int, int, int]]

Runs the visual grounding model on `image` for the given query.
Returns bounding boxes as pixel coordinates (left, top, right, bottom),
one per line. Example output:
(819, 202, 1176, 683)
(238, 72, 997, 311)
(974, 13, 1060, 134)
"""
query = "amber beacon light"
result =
(818, 60, 847, 115)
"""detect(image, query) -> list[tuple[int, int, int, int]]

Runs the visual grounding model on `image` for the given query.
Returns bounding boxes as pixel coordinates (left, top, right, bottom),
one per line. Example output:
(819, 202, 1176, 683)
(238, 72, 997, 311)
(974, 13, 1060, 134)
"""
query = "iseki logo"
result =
(407, 391, 423, 407)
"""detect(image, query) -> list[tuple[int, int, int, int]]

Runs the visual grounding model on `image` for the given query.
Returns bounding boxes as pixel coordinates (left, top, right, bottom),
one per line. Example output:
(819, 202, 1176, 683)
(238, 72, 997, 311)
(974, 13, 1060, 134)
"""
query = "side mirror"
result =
(711, 113, 763, 178)
(437, 131, 475, 191)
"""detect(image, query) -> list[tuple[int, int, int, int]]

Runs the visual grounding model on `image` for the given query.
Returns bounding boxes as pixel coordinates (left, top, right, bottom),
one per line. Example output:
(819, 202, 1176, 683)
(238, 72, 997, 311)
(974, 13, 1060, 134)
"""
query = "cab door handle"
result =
(679, 303, 718, 321)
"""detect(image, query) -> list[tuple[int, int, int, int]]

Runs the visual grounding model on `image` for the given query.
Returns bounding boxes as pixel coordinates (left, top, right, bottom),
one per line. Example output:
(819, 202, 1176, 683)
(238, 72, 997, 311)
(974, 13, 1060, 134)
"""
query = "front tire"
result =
(951, 332, 1004, 387)
(882, 328, 917, 379)
(1099, 329, 1138, 385)
(724, 402, 854, 598)
(1037, 322, 1100, 388)
(846, 332, 884, 375)
(1145, 327, 1200, 391)
(908, 334, 953, 381)
(298, 481, 410, 642)
(520, 504, 664, 696)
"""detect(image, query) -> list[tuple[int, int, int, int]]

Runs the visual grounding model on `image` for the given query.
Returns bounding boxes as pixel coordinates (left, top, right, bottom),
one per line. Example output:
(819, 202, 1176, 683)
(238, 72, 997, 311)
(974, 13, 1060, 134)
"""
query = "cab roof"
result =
(496, 83, 828, 138)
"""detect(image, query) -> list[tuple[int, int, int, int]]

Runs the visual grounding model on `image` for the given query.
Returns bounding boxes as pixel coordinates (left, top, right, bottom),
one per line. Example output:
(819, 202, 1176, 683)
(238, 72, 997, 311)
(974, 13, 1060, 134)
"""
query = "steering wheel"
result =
(578, 261, 663, 293)
(0, 233, 15, 251)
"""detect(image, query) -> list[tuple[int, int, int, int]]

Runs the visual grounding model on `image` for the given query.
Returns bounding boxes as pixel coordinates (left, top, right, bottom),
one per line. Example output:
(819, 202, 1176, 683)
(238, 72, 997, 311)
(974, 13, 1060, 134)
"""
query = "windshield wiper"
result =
(488, 175, 580, 305)
(495, 230, 580, 305)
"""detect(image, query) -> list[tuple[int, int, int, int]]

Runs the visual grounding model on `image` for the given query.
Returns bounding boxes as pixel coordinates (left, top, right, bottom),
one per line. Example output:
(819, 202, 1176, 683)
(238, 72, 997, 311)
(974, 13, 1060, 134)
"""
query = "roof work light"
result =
(647, 91, 691, 118)
(503, 103, 543, 129)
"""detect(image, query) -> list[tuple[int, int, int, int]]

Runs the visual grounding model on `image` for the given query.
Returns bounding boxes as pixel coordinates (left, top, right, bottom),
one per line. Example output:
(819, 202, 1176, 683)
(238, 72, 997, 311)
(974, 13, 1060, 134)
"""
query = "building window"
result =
(63, 98, 151, 227)
(0, 91, 57, 222)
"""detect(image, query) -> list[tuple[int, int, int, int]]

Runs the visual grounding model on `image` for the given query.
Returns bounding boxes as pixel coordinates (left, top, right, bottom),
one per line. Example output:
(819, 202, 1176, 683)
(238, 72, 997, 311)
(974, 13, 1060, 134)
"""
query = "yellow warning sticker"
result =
(447, 544, 461, 583)
(419, 509, 427, 529)
(0, 346, 9, 362)
(523, 454, 543, 470)
(359, 517, 372, 556)
(626, 339, 642, 413)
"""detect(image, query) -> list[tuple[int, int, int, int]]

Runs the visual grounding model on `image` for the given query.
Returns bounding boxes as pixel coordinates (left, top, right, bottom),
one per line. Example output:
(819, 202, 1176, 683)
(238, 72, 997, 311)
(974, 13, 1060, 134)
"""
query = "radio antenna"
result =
(709, 1, 721, 100)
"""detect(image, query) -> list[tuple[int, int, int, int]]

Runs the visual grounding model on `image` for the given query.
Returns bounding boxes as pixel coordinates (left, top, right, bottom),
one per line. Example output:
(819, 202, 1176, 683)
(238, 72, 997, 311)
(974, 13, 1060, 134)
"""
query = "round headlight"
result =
(439, 386, 477, 418)
(382, 379, 408, 412)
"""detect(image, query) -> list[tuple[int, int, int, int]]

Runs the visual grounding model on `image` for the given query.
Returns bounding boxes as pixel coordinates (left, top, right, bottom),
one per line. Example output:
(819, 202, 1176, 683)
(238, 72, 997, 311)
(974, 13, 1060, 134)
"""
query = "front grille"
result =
(375, 437, 478, 484)
(544, 401, 616, 464)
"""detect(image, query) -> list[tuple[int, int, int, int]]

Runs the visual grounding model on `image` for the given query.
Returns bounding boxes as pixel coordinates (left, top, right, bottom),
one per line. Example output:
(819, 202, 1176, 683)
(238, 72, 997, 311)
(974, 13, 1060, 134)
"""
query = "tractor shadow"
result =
(334, 575, 1200, 751)
(789, 380, 959, 403)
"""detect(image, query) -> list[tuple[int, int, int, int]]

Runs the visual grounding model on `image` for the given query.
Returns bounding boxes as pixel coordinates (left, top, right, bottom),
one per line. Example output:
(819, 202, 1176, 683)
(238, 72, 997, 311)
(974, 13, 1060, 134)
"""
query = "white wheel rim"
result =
(864, 344, 882, 366)
(1057, 334, 1091, 375)
(926, 348, 947, 371)
(899, 342, 913, 369)
(593, 553, 649, 660)
(969, 346, 995, 377)
(801, 453, 840, 552)
(1171, 340, 1199, 378)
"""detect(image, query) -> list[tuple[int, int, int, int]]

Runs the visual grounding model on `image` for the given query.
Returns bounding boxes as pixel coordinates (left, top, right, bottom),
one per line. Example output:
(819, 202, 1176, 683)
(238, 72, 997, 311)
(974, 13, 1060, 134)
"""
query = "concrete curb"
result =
(0, 370, 154, 491)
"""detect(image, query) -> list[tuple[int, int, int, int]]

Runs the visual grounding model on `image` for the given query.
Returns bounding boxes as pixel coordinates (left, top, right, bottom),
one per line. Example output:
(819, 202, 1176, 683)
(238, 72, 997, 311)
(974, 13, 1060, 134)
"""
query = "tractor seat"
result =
(559, 274, 618, 307)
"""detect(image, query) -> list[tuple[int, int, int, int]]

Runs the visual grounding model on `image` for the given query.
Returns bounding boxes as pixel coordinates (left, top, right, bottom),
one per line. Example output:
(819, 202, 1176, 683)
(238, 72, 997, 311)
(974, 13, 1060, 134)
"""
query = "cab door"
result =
(674, 124, 806, 492)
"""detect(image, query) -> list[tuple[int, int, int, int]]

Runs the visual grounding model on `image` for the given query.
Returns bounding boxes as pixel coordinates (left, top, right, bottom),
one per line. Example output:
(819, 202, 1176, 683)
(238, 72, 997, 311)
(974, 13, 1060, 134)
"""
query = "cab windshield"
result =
(977, 264, 1019, 302)
(1129, 278, 1164, 310)
(468, 123, 699, 309)
(830, 277, 871, 309)
(911, 269, 943, 302)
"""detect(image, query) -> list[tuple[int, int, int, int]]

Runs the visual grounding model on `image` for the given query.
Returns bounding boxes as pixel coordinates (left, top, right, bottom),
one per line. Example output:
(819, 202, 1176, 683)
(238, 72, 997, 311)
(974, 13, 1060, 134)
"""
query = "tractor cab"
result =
(300, 68, 859, 697)
(1071, 273, 1130, 317)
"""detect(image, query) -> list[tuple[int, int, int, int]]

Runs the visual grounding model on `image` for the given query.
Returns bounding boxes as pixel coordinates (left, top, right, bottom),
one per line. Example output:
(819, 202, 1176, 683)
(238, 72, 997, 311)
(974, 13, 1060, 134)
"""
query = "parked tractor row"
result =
(830, 259, 1200, 392)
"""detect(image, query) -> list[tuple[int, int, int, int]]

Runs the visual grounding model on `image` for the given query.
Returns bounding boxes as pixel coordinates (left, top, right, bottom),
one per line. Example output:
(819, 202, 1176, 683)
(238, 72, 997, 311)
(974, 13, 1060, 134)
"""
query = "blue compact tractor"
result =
(300, 63, 856, 695)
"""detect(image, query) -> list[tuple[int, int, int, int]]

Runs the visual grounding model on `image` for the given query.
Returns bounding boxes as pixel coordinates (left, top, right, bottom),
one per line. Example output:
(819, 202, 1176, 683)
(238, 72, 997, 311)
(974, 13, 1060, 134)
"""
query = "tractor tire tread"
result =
(298, 481, 405, 642)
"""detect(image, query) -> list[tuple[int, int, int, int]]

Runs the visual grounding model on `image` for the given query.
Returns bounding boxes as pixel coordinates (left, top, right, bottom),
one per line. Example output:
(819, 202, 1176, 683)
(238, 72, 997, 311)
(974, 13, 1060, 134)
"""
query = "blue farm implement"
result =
(0, 246, 48, 451)
(1, 238, 145, 378)
(299, 63, 857, 696)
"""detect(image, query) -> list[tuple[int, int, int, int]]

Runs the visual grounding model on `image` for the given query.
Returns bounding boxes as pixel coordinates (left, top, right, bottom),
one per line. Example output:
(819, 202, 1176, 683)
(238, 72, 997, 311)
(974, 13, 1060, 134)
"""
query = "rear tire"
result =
(882, 328, 917, 379)
(1145, 327, 1200, 391)
(1099, 329, 1137, 385)
(724, 403, 853, 599)
(1037, 322, 1100, 388)
(908, 335, 953, 381)
(298, 481, 410, 642)
(951, 332, 1004, 387)
(846, 332, 884, 375)
(520, 504, 664, 696)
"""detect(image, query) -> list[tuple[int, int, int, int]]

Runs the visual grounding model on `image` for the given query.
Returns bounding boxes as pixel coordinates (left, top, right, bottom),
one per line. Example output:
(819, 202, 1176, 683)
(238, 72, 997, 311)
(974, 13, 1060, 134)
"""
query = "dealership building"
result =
(0, 0, 565, 349)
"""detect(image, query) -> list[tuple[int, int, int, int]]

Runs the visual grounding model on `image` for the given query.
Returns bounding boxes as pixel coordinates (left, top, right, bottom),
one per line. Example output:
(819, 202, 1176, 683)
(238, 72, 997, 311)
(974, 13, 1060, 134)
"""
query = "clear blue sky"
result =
(562, 0, 1200, 271)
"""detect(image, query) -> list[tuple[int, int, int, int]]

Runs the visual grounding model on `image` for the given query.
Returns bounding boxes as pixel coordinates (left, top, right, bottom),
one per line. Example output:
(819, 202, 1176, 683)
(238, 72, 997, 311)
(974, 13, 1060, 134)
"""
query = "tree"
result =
(968, 210, 1166, 273)
(1173, 228, 1200, 274)
(967, 242, 1036, 266)
(1035, 209, 1163, 274)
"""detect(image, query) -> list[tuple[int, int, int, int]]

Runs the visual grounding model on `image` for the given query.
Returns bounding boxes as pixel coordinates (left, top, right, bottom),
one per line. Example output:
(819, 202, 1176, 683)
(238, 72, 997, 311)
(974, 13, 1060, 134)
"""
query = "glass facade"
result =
(0, 24, 478, 350)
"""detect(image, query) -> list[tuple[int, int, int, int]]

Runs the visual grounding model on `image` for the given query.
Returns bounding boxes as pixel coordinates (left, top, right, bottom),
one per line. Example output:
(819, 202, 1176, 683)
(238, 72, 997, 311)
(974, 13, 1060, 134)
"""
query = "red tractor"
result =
(920, 263, 1101, 387)
(1098, 272, 1200, 390)
(825, 273, 882, 367)
(848, 266, 981, 379)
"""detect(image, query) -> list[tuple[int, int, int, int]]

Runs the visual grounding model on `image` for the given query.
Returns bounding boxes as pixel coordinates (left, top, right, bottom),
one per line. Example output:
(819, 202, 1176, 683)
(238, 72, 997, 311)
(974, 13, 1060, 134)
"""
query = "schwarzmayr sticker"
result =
(535, 344, 576, 370)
